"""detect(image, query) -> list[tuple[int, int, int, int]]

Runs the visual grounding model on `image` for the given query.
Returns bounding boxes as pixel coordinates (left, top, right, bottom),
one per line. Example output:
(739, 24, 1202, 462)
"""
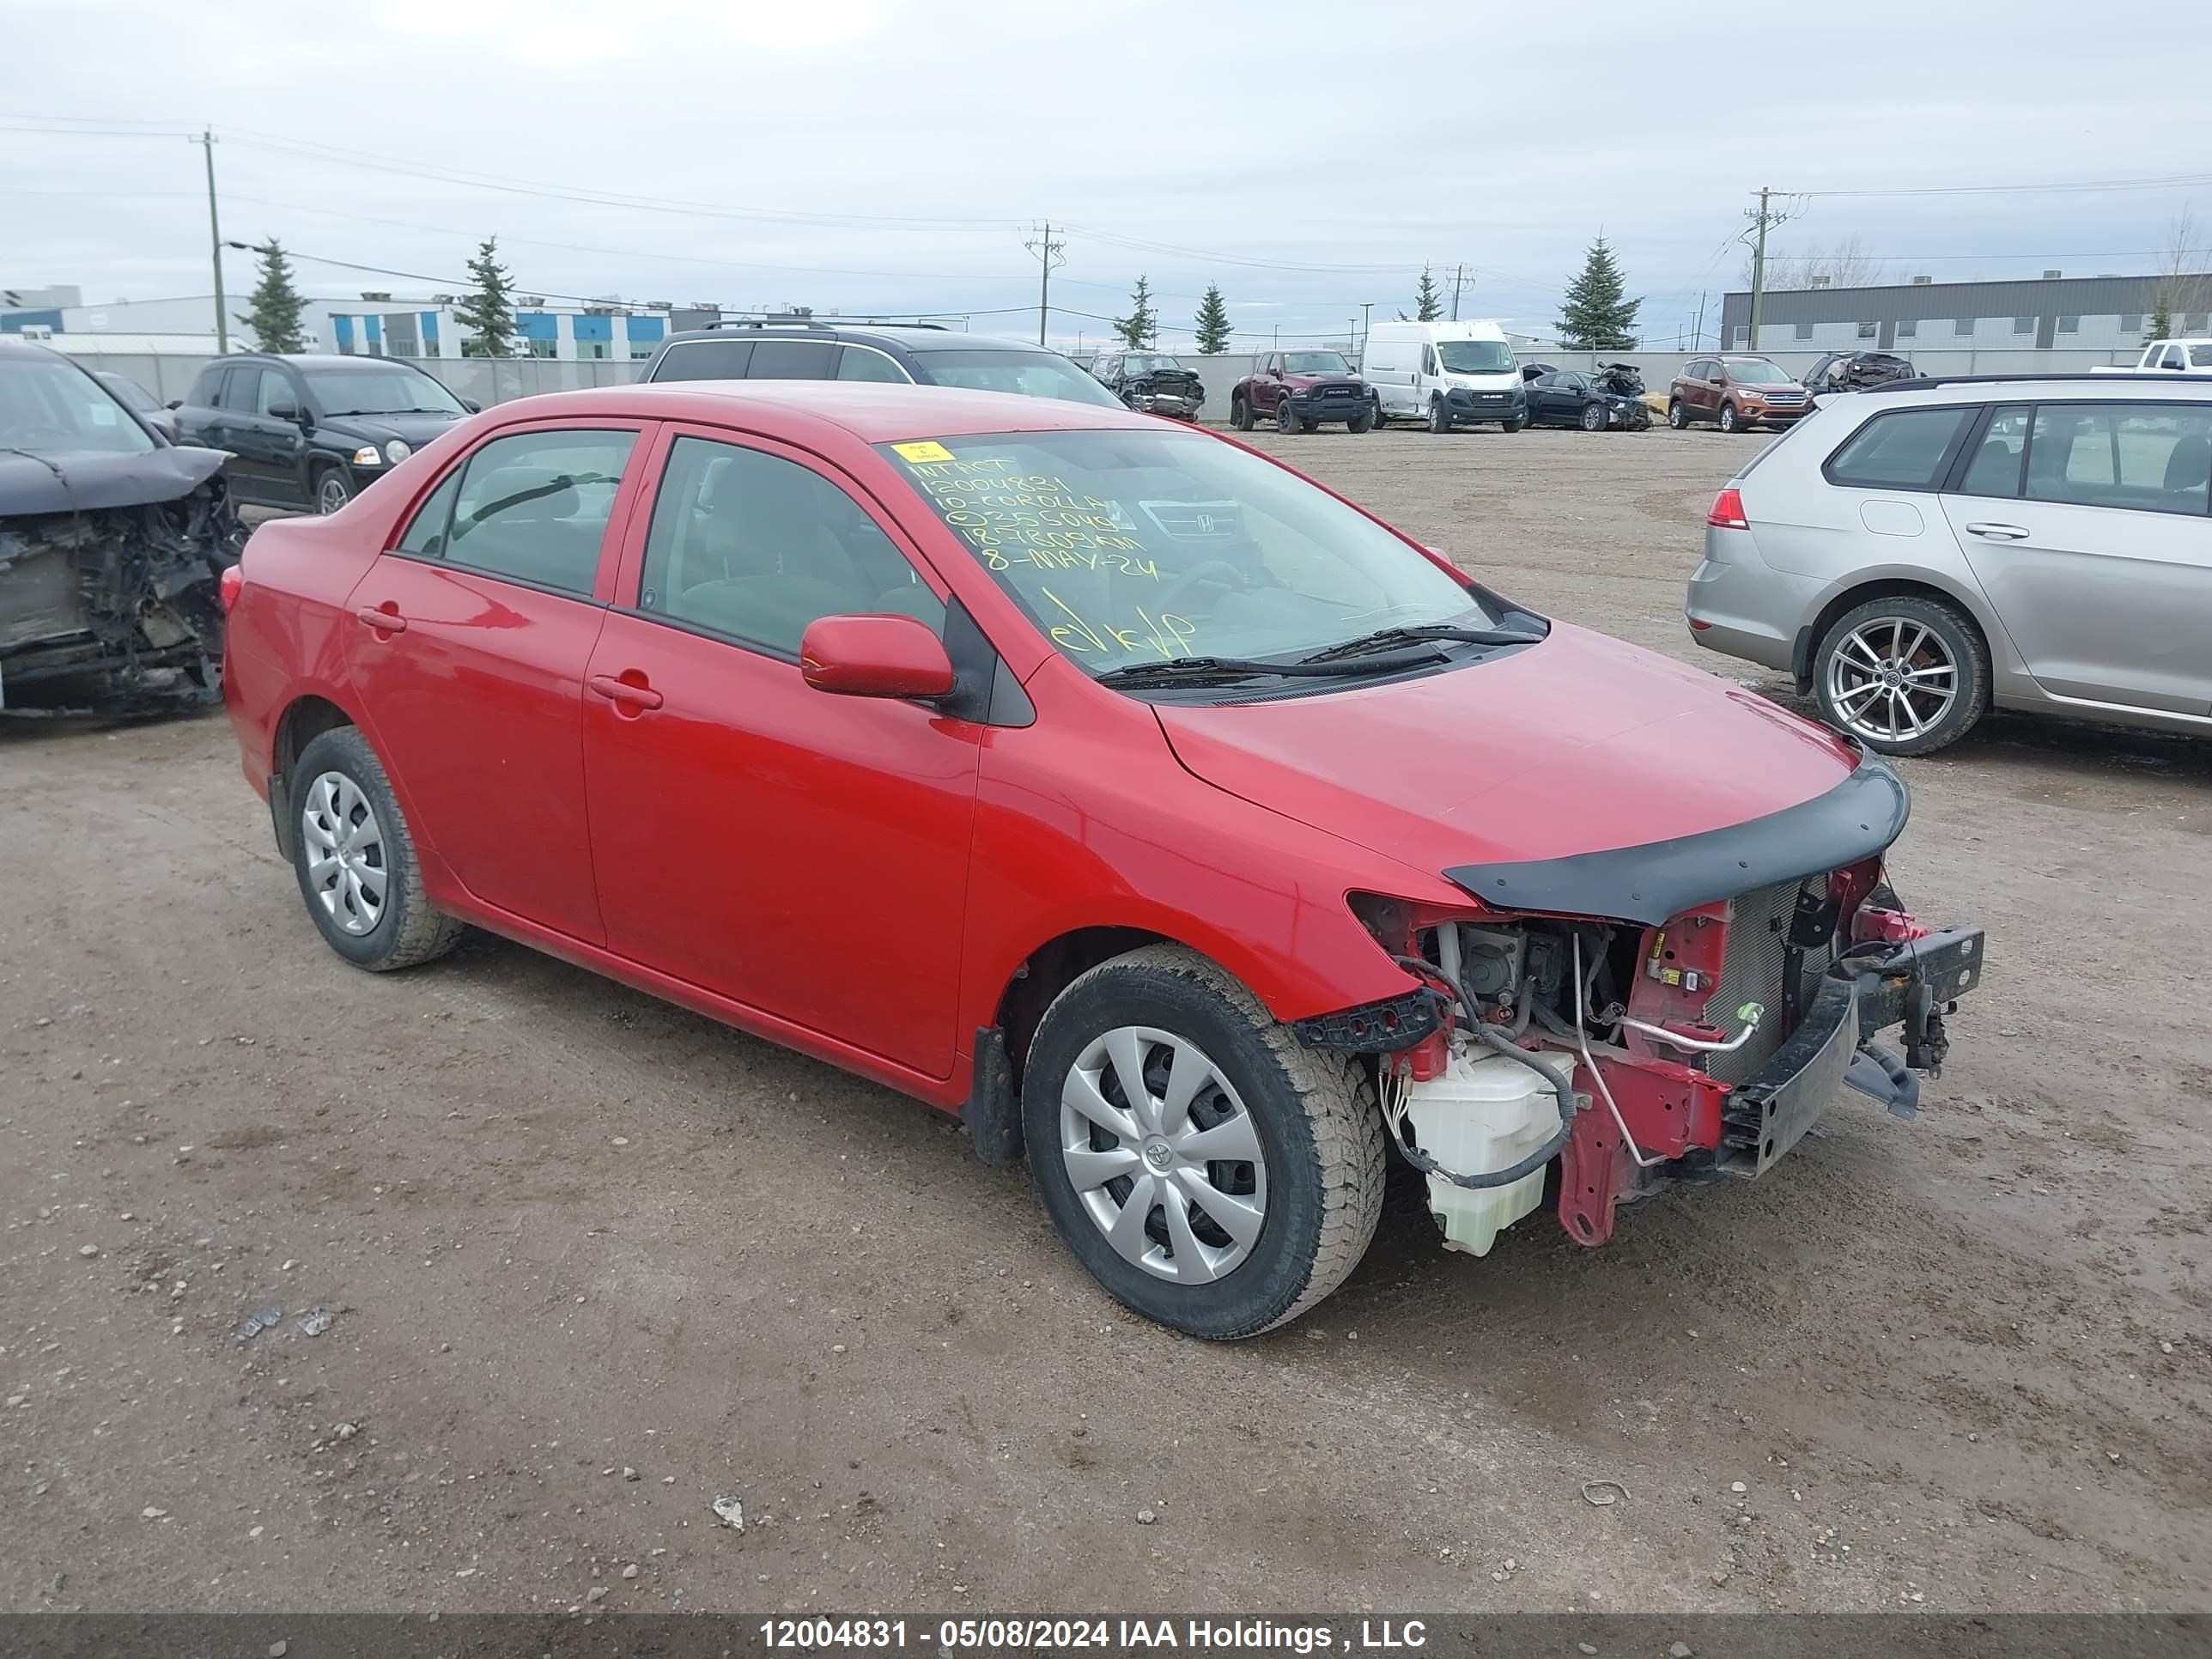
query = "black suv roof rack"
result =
(1867, 371, 2202, 394)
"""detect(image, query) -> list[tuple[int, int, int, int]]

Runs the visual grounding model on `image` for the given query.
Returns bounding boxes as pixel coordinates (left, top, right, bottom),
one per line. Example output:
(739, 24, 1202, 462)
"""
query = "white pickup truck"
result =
(2091, 338, 2212, 374)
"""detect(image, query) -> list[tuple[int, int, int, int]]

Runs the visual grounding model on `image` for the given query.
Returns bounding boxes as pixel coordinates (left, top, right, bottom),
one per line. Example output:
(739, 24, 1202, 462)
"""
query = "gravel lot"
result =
(3, 426, 2206, 1614)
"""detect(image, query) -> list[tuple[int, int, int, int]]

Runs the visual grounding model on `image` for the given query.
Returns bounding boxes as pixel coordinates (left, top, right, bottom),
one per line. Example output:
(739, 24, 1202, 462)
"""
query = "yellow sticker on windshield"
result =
(892, 440, 956, 464)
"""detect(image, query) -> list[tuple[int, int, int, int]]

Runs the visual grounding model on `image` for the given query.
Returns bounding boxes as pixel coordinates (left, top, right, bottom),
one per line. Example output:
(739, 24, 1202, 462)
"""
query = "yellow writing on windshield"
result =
(1040, 587, 1197, 660)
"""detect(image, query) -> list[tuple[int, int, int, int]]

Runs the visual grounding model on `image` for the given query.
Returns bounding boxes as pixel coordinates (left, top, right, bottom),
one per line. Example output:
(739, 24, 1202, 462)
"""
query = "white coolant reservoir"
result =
(1403, 1041, 1559, 1255)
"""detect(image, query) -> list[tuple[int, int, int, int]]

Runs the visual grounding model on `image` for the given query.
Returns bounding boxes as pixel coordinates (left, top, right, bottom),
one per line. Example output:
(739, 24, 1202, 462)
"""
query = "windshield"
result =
(0, 355, 157, 457)
(1725, 358, 1796, 386)
(2192, 345, 2212, 370)
(914, 347, 1121, 408)
(1437, 339, 1516, 374)
(302, 366, 466, 416)
(881, 428, 1492, 678)
(1282, 351, 1352, 374)
(1120, 355, 1184, 375)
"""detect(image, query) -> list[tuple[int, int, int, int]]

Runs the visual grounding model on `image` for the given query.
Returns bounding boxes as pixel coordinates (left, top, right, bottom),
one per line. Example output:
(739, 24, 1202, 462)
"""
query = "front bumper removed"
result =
(1723, 926, 1984, 1175)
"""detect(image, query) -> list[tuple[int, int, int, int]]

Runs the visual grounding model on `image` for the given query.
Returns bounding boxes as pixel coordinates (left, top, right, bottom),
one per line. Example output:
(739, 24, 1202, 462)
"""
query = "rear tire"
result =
(1023, 945, 1385, 1340)
(1667, 399, 1689, 429)
(1231, 395, 1255, 431)
(290, 726, 465, 971)
(1813, 595, 1990, 757)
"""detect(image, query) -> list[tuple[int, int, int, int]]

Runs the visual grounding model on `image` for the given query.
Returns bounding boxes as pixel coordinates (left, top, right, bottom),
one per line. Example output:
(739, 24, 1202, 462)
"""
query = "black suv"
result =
(173, 355, 475, 514)
(1087, 350, 1206, 419)
(639, 320, 1120, 408)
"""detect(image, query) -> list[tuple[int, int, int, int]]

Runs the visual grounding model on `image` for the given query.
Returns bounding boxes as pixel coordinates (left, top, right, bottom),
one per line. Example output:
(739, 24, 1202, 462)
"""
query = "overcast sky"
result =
(5, 0, 2207, 352)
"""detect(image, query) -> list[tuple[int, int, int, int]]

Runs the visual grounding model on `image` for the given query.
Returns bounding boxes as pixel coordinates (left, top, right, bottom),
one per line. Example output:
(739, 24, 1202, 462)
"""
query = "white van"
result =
(1363, 320, 1527, 432)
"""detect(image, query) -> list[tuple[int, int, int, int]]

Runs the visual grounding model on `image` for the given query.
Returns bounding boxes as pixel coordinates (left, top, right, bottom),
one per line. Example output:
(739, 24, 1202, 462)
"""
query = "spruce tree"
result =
(1414, 266, 1442, 322)
(1557, 234, 1643, 350)
(1113, 276, 1158, 349)
(237, 240, 307, 354)
(1194, 283, 1231, 354)
(458, 237, 518, 358)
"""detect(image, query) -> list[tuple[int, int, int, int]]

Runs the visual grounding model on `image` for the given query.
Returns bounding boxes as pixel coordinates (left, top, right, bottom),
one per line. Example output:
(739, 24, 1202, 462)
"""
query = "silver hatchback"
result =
(1686, 375, 2212, 754)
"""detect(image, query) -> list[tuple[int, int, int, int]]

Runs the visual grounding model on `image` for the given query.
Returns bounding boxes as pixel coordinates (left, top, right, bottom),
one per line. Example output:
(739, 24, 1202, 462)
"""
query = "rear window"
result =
(1822, 407, 1972, 490)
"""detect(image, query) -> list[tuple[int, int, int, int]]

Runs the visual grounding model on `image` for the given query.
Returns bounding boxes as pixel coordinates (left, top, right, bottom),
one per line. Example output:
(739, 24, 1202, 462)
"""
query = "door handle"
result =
(1963, 522, 2030, 540)
(354, 604, 407, 634)
(587, 672, 664, 712)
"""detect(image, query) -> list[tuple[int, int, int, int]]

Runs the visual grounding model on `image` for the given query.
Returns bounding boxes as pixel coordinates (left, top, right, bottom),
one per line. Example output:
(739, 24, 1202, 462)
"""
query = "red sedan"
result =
(222, 382, 1983, 1339)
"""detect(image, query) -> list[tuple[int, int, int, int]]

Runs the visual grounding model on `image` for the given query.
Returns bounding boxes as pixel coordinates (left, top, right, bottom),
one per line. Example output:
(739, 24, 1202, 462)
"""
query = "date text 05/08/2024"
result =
(759, 1620, 1428, 1652)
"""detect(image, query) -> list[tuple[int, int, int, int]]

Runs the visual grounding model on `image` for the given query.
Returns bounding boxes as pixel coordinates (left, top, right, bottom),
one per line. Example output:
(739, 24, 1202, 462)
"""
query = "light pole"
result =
(192, 127, 228, 353)
(1361, 301, 1372, 358)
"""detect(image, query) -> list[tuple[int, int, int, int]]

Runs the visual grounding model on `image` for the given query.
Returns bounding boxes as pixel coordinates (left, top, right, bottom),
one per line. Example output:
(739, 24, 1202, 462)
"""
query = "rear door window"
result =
(1954, 405, 2030, 498)
(1823, 407, 1973, 490)
(651, 339, 753, 381)
(746, 340, 838, 380)
(432, 428, 640, 595)
(2025, 403, 2212, 516)
(835, 345, 909, 383)
(217, 368, 264, 413)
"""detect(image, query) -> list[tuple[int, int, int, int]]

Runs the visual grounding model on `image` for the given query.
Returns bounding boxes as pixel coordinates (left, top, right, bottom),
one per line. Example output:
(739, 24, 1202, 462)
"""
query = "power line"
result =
(1793, 172, 2212, 199)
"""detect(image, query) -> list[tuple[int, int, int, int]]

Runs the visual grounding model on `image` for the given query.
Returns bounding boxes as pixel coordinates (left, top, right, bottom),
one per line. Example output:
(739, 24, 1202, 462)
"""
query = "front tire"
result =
(1023, 945, 1385, 1340)
(290, 726, 465, 971)
(1717, 402, 1741, 434)
(1276, 398, 1299, 434)
(1347, 405, 1376, 434)
(1579, 402, 1607, 432)
(1814, 595, 1990, 757)
(1231, 395, 1255, 431)
(313, 465, 354, 515)
(1426, 398, 1451, 434)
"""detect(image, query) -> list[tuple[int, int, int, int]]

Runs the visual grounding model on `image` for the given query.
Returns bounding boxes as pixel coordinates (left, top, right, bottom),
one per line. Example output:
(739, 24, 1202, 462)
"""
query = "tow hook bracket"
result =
(1845, 1042, 1920, 1119)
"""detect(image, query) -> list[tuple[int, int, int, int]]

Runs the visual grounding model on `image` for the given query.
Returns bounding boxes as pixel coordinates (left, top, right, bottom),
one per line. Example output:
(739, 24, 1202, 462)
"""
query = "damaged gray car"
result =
(1, 340, 243, 715)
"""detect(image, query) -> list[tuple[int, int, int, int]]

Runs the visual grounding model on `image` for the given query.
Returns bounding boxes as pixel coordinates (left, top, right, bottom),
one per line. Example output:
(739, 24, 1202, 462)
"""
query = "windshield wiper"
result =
(1297, 622, 1547, 664)
(1095, 646, 1449, 689)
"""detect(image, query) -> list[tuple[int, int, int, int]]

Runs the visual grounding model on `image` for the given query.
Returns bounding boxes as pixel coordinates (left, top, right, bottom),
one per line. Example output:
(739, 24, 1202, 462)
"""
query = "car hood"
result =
(0, 443, 229, 518)
(1285, 371, 1364, 388)
(318, 410, 468, 447)
(1154, 623, 1866, 904)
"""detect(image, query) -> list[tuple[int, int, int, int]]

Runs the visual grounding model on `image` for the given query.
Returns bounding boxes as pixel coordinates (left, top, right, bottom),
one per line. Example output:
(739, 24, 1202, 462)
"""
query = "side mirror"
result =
(164, 398, 183, 410)
(460, 398, 481, 412)
(267, 400, 302, 422)
(799, 614, 956, 701)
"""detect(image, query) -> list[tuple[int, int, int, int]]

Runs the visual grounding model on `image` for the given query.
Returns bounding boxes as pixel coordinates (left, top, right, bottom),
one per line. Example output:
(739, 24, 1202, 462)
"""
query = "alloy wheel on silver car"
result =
(301, 770, 388, 936)
(1824, 617, 1960, 746)
(1059, 1025, 1267, 1285)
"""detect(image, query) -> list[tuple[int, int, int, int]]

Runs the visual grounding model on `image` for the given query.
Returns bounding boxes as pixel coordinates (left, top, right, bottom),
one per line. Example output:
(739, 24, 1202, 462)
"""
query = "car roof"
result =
(658, 325, 1043, 355)
(473, 380, 1164, 444)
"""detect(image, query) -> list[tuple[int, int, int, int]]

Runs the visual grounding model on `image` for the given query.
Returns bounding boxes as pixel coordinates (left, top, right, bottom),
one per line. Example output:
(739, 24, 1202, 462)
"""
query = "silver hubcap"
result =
(1060, 1026, 1267, 1285)
(301, 771, 388, 936)
(318, 476, 349, 514)
(1827, 618, 1960, 744)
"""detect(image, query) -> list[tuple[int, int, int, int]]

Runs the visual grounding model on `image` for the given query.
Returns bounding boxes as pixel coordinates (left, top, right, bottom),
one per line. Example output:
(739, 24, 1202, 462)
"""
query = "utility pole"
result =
(1360, 301, 1372, 360)
(1692, 290, 1707, 351)
(193, 127, 228, 354)
(1023, 222, 1064, 347)
(1741, 187, 1796, 351)
(1449, 263, 1466, 321)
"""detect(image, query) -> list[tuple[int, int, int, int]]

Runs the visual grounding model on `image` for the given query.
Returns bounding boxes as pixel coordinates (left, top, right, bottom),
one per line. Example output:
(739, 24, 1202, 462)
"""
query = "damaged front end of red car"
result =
(1297, 753, 1986, 1256)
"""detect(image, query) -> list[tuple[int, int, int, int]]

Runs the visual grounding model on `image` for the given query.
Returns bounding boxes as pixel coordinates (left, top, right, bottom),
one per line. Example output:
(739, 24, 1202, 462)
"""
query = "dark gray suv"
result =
(639, 321, 1120, 408)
